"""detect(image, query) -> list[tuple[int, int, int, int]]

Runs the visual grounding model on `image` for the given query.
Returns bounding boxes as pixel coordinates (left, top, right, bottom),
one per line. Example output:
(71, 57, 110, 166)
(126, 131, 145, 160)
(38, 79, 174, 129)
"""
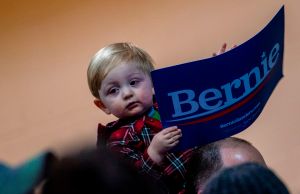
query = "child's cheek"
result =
(144, 93, 154, 106)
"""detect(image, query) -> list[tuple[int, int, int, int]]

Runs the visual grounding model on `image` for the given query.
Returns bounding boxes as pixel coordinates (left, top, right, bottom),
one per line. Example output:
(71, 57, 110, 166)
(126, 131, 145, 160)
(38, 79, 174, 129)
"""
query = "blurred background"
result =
(0, 0, 299, 193)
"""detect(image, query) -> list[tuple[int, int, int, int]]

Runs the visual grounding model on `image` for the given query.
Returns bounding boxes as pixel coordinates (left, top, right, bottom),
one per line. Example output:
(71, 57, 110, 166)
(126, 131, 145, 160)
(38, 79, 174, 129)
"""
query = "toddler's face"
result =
(97, 62, 154, 119)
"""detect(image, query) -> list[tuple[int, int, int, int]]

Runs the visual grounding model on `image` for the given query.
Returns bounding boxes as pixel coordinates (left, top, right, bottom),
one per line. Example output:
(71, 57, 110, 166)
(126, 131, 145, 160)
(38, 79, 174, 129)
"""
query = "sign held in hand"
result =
(151, 6, 285, 151)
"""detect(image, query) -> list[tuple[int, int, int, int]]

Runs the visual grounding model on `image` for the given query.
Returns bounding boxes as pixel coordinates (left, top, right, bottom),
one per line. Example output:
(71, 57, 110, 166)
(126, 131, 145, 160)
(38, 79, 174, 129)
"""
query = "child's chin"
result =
(125, 109, 146, 118)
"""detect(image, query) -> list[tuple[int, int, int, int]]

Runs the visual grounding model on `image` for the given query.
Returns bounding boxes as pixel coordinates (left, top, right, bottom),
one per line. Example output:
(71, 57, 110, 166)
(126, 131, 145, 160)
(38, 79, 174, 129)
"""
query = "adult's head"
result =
(219, 137, 265, 167)
(42, 147, 165, 194)
(202, 162, 289, 194)
(185, 137, 266, 194)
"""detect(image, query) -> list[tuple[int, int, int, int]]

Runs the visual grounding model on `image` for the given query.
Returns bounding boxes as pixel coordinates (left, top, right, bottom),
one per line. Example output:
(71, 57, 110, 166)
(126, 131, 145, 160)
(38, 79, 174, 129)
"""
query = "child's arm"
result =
(147, 126, 182, 164)
(106, 124, 172, 179)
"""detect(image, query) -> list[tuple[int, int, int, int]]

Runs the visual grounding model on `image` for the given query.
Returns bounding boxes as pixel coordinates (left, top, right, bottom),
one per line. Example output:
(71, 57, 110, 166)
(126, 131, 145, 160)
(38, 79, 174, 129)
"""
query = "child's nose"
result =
(122, 86, 133, 99)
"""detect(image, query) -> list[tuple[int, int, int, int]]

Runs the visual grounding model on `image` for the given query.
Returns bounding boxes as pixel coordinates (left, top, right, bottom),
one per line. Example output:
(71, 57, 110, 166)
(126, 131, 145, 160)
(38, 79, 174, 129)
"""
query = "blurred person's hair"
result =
(42, 147, 165, 194)
(202, 162, 289, 194)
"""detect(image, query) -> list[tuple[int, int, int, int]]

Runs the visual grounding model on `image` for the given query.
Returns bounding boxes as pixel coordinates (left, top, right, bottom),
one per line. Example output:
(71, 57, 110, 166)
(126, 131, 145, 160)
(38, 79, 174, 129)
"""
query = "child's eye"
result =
(107, 88, 119, 95)
(130, 79, 140, 86)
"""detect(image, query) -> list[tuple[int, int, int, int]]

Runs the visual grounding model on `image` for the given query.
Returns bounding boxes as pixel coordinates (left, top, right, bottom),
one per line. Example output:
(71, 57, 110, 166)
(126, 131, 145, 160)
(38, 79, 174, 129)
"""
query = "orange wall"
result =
(1, 0, 299, 193)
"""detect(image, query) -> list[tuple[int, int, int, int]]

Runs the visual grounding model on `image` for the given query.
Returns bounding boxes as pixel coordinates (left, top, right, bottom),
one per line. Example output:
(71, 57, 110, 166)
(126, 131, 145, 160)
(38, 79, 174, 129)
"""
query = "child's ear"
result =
(94, 99, 111, 115)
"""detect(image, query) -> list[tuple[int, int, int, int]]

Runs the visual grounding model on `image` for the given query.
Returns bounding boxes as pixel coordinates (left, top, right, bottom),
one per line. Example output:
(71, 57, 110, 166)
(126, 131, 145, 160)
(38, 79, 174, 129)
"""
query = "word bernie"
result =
(167, 43, 280, 122)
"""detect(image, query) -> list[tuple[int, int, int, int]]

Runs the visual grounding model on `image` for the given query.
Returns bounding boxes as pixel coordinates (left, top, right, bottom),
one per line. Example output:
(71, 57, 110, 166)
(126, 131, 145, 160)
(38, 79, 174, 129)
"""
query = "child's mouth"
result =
(126, 102, 138, 110)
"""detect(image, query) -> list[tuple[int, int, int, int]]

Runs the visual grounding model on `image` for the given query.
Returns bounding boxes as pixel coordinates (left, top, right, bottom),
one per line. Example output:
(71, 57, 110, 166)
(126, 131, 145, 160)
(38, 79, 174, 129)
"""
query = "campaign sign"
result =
(151, 6, 285, 151)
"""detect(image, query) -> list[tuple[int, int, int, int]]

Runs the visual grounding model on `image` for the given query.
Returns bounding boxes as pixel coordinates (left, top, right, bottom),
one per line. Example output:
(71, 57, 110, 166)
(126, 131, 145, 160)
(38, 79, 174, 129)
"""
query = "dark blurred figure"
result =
(202, 162, 290, 194)
(42, 147, 167, 194)
(185, 137, 266, 194)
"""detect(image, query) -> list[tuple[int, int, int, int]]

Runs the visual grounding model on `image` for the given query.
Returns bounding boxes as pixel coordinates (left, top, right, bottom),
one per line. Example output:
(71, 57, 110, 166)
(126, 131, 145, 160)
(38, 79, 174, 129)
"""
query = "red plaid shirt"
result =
(97, 105, 195, 193)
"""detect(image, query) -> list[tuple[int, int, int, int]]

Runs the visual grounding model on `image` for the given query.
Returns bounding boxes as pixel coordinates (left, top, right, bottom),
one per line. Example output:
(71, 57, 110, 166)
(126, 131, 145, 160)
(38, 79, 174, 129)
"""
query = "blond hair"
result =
(87, 42, 155, 99)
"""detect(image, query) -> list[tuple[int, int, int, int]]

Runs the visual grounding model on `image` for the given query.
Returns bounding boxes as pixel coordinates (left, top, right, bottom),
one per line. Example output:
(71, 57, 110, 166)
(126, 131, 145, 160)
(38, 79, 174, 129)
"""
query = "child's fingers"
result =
(212, 43, 227, 56)
(169, 140, 179, 147)
(172, 134, 182, 141)
(171, 130, 182, 138)
(168, 134, 182, 144)
(165, 129, 182, 139)
(161, 126, 178, 134)
(219, 43, 227, 54)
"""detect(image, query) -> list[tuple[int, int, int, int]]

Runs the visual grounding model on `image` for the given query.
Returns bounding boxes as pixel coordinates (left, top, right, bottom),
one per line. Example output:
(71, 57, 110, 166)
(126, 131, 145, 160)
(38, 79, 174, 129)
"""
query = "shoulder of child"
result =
(97, 119, 133, 143)
(97, 121, 118, 145)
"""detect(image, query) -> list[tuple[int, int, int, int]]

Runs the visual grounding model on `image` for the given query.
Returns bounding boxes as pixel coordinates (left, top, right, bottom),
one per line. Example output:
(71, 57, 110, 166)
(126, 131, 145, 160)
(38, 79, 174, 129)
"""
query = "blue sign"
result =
(151, 6, 285, 151)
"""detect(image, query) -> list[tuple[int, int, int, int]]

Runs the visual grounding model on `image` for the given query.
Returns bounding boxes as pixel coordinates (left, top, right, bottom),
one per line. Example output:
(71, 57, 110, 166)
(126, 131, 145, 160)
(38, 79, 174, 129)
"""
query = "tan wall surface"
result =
(1, 0, 299, 193)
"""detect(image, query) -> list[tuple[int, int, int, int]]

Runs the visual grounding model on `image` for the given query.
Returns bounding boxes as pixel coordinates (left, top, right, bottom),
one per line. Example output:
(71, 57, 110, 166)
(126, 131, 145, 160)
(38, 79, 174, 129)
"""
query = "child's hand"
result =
(152, 126, 182, 151)
(147, 126, 182, 164)
(212, 43, 237, 57)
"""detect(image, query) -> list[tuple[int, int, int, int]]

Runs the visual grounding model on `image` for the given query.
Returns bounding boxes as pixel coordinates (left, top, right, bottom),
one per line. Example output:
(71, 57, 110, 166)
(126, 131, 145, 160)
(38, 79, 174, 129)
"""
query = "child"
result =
(87, 42, 196, 193)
